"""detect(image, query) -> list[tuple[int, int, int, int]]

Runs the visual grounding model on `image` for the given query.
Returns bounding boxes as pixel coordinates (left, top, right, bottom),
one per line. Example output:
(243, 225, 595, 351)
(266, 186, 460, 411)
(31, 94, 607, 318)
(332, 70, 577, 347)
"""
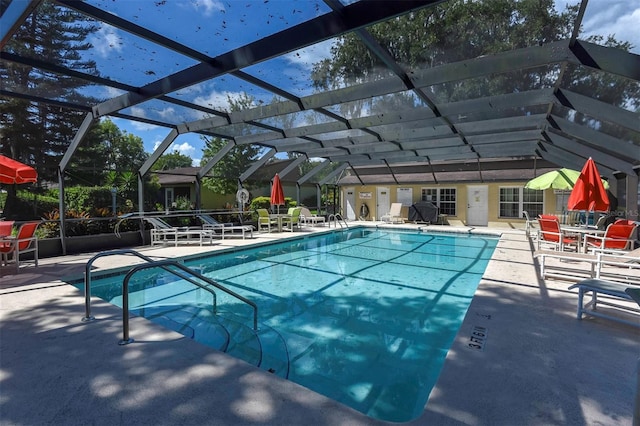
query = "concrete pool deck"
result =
(1, 223, 638, 425)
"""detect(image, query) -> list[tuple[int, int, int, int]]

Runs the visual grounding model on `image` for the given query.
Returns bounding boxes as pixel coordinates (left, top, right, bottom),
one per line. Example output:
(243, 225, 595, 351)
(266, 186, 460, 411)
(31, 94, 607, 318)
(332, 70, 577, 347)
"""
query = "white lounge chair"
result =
(299, 207, 325, 227)
(197, 214, 254, 239)
(381, 203, 404, 224)
(144, 217, 216, 247)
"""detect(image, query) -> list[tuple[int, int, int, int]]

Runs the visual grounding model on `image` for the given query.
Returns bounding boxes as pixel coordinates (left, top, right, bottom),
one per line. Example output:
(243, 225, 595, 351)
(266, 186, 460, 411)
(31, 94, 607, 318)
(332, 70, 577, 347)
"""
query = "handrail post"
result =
(119, 275, 134, 345)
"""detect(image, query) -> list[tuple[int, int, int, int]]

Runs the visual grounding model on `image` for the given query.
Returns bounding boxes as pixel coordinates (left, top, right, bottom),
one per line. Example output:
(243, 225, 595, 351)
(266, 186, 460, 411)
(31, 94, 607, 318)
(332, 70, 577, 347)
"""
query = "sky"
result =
(80, 0, 640, 167)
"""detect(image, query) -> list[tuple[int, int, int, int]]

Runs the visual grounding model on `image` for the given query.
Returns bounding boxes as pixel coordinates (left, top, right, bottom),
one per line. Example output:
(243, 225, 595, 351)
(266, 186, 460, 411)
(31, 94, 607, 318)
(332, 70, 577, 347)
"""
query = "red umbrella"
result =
(0, 155, 37, 184)
(270, 173, 285, 214)
(567, 158, 609, 212)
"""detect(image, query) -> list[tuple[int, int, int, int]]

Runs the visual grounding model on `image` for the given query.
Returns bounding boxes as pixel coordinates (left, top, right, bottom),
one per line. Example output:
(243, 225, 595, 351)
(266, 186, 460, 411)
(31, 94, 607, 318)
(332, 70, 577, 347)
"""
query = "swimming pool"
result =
(78, 227, 498, 422)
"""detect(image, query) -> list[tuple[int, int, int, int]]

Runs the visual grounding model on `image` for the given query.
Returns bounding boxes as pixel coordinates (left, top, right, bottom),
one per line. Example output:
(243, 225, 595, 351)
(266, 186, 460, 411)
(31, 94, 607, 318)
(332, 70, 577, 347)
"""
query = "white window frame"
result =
(421, 187, 457, 216)
(498, 186, 544, 218)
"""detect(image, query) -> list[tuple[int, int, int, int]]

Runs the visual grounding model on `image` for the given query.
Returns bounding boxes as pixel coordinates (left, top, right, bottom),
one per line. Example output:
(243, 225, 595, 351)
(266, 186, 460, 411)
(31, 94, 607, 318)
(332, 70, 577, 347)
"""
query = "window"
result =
(499, 187, 543, 218)
(421, 187, 457, 216)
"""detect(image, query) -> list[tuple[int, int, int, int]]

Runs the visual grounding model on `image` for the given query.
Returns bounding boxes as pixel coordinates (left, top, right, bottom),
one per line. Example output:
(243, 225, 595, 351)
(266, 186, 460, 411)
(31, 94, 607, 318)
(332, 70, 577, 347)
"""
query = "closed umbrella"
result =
(0, 155, 37, 184)
(270, 173, 285, 214)
(567, 158, 609, 212)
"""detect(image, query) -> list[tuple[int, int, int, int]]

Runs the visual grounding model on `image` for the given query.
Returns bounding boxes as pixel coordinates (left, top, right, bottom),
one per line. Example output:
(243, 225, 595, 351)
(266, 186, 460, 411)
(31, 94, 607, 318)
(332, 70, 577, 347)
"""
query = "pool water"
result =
(79, 228, 498, 422)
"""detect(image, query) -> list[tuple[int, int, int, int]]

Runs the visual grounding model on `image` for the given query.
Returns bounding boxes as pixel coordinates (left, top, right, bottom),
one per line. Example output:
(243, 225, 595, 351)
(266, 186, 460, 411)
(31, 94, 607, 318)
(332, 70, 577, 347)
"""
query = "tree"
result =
(68, 118, 149, 185)
(311, 1, 625, 107)
(201, 94, 262, 195)
(0, 2, 99, 183)
(152, 150, 193, 171)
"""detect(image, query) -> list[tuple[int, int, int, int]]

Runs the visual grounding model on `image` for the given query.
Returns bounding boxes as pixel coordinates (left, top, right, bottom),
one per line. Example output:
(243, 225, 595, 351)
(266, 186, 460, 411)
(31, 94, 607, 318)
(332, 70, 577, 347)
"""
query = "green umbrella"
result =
(525, 168, 609, 190)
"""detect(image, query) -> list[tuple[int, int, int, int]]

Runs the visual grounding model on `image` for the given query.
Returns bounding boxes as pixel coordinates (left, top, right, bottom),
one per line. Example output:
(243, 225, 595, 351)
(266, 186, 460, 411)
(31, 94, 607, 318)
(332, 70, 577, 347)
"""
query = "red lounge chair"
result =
(537, 218, 579, 251)
(584, 223, 638, 253)
(0, 221, 39, 268)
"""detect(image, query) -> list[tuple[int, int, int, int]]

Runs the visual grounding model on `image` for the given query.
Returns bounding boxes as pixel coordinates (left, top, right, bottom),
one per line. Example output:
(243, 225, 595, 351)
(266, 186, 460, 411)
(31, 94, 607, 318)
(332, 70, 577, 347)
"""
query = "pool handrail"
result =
(120, 259, 259, 345)
(85, 249, 218, 322)
(328, 213, 348, 229)
(84, 249, 162, 321)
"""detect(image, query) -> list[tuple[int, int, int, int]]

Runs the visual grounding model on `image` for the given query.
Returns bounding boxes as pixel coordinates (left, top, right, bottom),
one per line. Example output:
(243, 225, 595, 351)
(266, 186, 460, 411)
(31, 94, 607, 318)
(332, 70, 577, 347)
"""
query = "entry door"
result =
(165, 188, 174, 211)
(377, 187, 390, 221)
(344, 188, 356, 220)
(467, 185, 488, 226)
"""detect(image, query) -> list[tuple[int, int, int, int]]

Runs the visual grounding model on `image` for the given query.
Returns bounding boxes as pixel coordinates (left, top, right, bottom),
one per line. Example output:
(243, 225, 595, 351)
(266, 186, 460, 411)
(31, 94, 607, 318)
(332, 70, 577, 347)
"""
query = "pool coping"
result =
(1, 223, 638, 425)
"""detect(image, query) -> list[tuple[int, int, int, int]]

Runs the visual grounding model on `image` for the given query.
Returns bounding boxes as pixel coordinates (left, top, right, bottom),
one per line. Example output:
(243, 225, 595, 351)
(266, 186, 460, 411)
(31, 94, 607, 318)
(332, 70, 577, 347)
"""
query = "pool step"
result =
(137, 305, 290, 378)
(139, 305, 230, 351)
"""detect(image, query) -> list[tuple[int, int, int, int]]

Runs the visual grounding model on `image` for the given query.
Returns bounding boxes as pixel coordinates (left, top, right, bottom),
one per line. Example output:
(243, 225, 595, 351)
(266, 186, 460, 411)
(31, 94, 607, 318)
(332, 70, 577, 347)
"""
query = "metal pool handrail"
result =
(84, 249, 161, 322)
(85, 249, 216, 321)
(119, 260, 259, 345)
(328, 213, 348, 229)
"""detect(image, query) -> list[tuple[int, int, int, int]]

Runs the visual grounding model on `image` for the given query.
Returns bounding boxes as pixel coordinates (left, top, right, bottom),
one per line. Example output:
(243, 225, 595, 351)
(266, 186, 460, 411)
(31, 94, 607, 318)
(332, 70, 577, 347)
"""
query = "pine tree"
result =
(0, 2, 99, 183)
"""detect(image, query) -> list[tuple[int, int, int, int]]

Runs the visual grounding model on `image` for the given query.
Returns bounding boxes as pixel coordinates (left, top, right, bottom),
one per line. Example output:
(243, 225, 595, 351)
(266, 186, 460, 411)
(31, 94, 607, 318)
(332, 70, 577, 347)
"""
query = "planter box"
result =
(38, 231, 149, 258)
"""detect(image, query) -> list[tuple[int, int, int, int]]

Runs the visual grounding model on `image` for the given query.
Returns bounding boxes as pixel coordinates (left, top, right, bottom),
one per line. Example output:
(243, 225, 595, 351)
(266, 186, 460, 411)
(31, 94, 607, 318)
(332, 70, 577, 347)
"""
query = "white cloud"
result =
(283, 39, 335, 71)
(565, 0, 640, 53)
(193, 90, 249, 111)
(152, 139, 198, 164)
(89, 24, 122, 58)
(189, 0, 225, 17)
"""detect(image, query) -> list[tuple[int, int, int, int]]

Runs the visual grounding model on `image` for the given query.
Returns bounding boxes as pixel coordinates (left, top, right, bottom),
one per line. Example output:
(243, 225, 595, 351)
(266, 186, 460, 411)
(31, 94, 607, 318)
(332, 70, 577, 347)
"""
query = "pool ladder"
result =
(328, 213, 348, 229)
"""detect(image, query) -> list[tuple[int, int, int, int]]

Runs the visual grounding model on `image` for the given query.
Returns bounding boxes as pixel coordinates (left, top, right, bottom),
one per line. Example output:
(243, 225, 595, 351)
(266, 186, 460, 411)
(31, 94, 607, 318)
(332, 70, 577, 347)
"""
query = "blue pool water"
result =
(77, 228, 498, 422)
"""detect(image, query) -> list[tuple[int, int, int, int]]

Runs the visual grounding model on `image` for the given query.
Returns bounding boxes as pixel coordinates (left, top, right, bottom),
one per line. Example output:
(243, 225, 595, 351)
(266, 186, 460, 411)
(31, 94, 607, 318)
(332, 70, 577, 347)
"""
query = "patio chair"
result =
(256, 209, 278, 233)
(381, 203, 404, 224)
(584, 223, 638, 253)
(539, 214, 559, 222)
(282, 207, 302, 232)
(0, 221, 39, 268)
(0, 220, 14, 237)
(537, 218, 579, 252)
(299, 207, 325, 227)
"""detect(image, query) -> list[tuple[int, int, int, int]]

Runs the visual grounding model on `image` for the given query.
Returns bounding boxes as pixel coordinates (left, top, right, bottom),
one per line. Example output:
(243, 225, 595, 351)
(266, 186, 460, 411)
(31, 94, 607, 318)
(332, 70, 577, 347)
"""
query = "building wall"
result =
(341, 182, 557, 229)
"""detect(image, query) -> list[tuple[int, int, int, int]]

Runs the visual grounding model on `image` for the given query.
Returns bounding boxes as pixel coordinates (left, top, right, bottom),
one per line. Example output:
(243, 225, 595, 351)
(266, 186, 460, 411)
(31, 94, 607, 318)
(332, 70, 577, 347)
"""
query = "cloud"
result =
(193, 90, 250, 111)
(189, 0, 225, 17)
(89, 23, 122, 58)
(575, 0, 640, 53)
(152, 139, 198, 162)
(283, 39, 335, 71)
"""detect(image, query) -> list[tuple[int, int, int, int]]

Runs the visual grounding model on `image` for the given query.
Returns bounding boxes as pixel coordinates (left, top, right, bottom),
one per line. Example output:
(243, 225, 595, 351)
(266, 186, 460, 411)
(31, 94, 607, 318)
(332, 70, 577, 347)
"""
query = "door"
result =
(165, 188, 174, 211)
(344, 187, 356, 220)
(376, 187, 390, 221)
(467, 185, 488, 226)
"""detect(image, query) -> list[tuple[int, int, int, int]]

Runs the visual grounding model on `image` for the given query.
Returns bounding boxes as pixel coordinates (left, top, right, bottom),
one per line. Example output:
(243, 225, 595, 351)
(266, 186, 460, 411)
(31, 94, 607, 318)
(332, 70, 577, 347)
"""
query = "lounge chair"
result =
(144, 217, 216, 247)
(522, 211, 536, 238)
(281, 207, 302, 232)
(299, 207, 325, 227)
(568, 279, 640, 328)
(381, 203, 404, 224)
(197, 214, 254, 239)
(583, 223, 638, 253)
(256, 209, 278, 233)
(0, 221, 39, 269)
(534, 249, 640, 284)
(537, 218, 579, 252)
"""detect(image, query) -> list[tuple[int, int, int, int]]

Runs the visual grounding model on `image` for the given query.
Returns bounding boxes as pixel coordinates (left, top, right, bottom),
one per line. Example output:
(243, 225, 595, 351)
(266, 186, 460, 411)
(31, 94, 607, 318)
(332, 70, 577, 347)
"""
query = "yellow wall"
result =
(343, 182, 555, 229)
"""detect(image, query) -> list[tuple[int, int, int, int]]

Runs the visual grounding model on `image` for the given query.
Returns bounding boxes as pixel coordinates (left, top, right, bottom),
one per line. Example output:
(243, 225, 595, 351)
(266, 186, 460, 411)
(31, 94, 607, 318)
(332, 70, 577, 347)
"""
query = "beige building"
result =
(338, 159, 620, 228)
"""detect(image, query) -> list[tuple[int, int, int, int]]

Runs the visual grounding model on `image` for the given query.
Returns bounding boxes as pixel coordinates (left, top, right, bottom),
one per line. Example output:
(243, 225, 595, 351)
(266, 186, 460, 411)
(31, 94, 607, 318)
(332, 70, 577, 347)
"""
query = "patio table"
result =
(561, 225, 605, 253)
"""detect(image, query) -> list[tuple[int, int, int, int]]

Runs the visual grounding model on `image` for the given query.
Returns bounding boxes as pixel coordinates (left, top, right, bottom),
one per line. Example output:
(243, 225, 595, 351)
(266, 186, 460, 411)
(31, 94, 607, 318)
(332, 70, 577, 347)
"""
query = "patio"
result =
(1, 225, 638, 425)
